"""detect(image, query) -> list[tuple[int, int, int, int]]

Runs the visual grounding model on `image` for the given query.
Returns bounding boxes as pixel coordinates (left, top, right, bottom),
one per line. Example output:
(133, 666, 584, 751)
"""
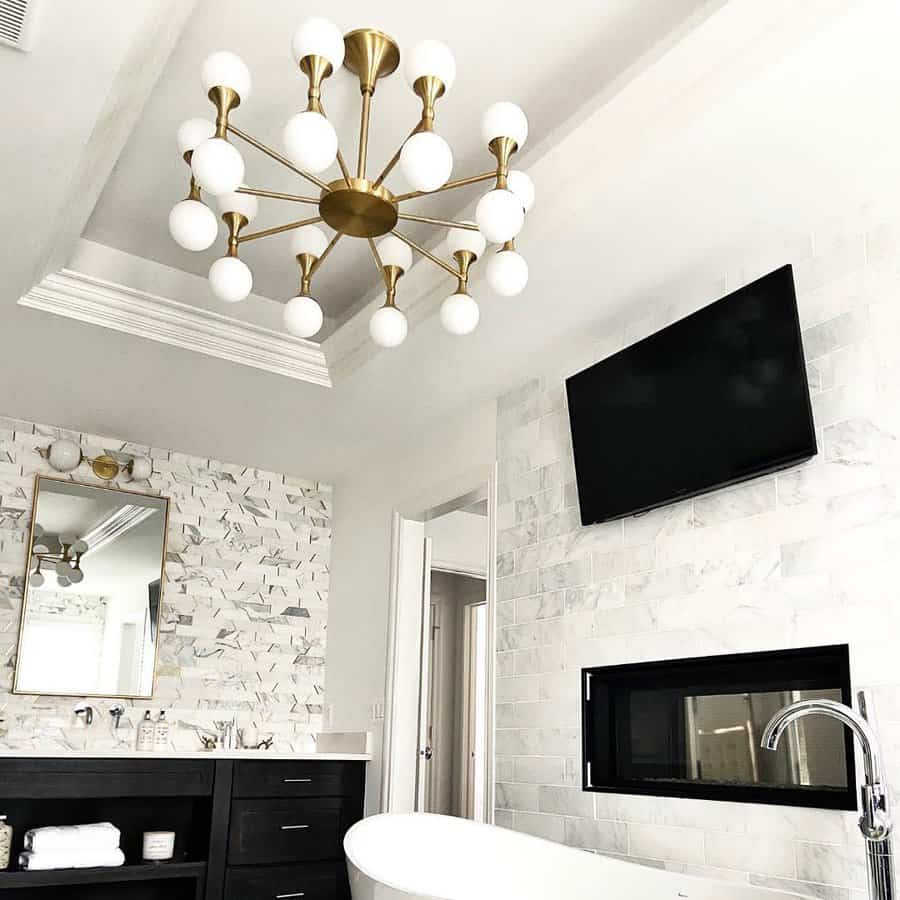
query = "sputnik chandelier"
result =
(168, 18, 534, 348)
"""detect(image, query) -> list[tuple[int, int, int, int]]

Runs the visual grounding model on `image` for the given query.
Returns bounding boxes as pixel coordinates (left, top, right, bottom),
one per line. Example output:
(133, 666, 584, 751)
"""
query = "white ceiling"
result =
(83, 0, 706, 323)
(4, 0, 900, 488)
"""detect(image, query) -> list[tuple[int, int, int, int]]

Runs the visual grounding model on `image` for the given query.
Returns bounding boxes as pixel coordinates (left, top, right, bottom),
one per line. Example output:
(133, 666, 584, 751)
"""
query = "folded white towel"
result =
(18, 848, 126, 870)
(24, 823, 121, 852)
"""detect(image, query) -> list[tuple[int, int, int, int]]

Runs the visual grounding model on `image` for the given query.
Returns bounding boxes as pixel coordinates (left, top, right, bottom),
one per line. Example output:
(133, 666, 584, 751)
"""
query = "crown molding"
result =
(19, 269, 332, 388)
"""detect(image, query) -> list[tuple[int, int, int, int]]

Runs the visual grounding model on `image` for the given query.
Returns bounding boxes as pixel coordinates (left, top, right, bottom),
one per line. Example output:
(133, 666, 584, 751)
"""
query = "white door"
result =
(414, 538, 433, 810)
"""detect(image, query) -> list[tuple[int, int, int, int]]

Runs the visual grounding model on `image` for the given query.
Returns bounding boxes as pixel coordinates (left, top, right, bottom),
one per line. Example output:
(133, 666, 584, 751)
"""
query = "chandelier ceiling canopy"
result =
(168, 19, 534, 348)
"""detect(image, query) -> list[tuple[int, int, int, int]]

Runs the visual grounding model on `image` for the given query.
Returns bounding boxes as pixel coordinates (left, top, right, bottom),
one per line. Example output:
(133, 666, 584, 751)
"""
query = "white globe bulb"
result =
(405, 40, 456, 91)
(32, 524, 44, 539)
(507, 170, 535, 213)
(68, 567, 84, 584)
(29, 571, 44, 588)
(55, 560, 71, 577)
(369, 305, 408, 348)
(292, 17, 345, 69)
(482, 101, 528, 150)
(440, 292, 480, 335)
(130, 457, 153, 481)
(208, 256, 253, 303)
(71, 539, 89, 554)
(447, 221, 486, 259)
(59, 533, 76, 547)
(191, 138, 245, 196)
(291, 224, 329, 258)
(400, 132, 453, 192)
(376, 235, 412, 271)
(217, 188, 259, 223)
(283, 295, 324, 338)
(475, 189, 524, 244)
(487, 250, 529, 296)
(283, 111, 339, 174)
(169, 199, 218, 251)
(48, 439, 81, 472)
(201, 51, 252, 100)
(177, 118, 216, 156)
(57, 576, 71, 588)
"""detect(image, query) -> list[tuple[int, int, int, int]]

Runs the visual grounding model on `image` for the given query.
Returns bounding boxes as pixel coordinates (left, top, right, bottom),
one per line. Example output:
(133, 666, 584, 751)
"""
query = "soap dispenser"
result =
(136, 710, 154, 752)
(153, 711, 170, 751)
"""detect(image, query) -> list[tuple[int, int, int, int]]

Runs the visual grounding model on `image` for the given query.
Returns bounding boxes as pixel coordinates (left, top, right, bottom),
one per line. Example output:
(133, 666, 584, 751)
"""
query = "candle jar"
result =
(142, 831, 175, 862)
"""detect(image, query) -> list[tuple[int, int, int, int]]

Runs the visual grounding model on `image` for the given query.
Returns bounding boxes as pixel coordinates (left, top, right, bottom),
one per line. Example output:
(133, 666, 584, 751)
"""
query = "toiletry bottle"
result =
(153, 710, 170, 751)
(0, 815, 11, 870)
(136, 710, 154, 751)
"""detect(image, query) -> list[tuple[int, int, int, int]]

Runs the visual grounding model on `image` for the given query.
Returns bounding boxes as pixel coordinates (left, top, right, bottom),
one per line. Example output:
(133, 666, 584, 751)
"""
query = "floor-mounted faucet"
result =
(761, 692, 893, 900)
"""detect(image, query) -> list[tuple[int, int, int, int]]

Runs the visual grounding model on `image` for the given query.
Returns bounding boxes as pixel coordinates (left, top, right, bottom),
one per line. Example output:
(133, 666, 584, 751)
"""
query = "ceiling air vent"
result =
(0, 0, 39, 51)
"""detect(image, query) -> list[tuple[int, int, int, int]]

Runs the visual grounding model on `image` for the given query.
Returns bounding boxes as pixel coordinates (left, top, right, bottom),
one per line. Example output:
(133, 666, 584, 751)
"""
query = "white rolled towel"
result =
(23, 823, 120, 852)
(18, 848, 126, 870)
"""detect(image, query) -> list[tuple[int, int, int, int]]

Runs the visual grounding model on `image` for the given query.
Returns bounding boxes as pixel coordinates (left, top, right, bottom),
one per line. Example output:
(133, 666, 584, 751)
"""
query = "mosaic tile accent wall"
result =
(0, 417, 331, 752)
(493, 220, 900, 899)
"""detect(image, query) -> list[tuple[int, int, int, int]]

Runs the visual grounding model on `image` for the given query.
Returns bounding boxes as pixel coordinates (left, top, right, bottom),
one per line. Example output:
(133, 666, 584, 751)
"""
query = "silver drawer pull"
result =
(275, 894, 305, 899)
(283, 778, 312, 783)
(280, 824, 310, 830)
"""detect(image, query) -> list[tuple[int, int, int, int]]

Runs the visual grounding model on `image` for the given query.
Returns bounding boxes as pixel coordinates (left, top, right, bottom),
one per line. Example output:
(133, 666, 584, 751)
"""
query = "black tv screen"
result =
(566, 265, 817, 526)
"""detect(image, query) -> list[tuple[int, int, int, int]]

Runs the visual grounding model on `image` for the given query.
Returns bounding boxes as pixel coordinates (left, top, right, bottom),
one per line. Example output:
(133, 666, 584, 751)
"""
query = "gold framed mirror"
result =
(13, 476, 169, 699)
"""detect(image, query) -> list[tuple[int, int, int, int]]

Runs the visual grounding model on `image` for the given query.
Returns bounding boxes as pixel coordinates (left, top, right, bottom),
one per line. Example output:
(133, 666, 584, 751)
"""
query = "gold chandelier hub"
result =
(319, 178, 398, 238)
(342, 29, 400, 93)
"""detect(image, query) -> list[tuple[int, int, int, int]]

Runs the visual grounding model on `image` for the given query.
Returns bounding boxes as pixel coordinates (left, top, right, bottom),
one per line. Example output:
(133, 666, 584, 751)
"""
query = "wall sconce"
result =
(42, 439, 152, 482)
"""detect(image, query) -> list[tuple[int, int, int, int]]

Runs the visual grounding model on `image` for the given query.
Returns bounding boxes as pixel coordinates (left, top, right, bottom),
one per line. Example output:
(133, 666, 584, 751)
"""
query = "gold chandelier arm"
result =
(316, 101, 352, 185)
(226, 124, 331, 192)
(366, 238, 386, 278)
(310, 231, 343, 276)
(396, 212, 480, 231)
(238, 215, 324, 243)
(371, 123, 423, 189)
(237, 187, 321, 205)
(393, 171, 497, 202)
(390, 230, 459, 278)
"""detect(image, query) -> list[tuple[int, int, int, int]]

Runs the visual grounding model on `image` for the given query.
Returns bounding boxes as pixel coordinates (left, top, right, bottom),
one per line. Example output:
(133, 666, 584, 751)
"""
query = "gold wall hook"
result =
(208, 86, 241, 138)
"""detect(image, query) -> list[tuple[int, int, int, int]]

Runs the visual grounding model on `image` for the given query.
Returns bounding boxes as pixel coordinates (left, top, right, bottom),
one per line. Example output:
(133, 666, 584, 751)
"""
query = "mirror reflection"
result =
(14, 477, 168, 698)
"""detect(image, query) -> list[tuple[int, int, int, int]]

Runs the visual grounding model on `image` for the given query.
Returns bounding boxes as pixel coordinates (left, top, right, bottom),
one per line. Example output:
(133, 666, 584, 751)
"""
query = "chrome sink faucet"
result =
(761, 692, 894, 900)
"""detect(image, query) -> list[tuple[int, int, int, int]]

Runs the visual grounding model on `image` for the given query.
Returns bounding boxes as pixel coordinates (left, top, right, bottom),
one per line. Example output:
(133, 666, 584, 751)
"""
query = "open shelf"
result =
(0, 860, 206, 889)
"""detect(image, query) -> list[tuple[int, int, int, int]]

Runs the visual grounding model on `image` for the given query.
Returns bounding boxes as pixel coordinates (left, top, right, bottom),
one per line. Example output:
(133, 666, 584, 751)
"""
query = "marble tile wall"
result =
(0, 417, 331, 752)
(494, 220, 900, 899)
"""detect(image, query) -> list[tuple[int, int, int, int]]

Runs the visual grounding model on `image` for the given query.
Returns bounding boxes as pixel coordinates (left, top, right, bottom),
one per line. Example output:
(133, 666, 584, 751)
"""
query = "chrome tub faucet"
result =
(761, 691, 894, 900)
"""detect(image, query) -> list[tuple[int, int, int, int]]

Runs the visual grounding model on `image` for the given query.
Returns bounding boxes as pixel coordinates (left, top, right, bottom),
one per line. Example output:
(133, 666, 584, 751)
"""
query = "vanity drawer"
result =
(224, 861, 346, 900)
(233, 760, 364, 798)
(228, 798, 343, 865)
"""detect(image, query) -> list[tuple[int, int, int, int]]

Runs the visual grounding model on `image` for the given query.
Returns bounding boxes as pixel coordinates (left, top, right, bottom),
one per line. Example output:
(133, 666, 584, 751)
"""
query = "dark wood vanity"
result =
(0, 754, 366, 899)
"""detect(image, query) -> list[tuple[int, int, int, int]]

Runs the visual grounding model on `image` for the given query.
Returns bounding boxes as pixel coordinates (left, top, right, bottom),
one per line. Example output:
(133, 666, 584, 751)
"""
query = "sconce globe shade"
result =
(201, 51, 252, 100)
(217, 187, 259, 223)
(487, 249, 529, 296)
(507, 169, 535, 213)
(447, 221, 486, 259)
(290, 224, 329, 258)
(32, 542, 49, 554)
(59, 533, 76, 546)
(400, 132, 453, 193)
(440, 292, 480, 335)
(283, 111, 339, 174)
(481, 101, 528, 150)
(209, 256, 253, 303)
(130, 457, 153, 481)
(68, 567, 84, 584)
(55, 559, 72, 577)
(405, 40, 456, 91)
(169, 199, 219, 251)
(57, 576, 71, 588)
(48, 439, 82, 472)
(283, 295, 324, 339)
(71, 539, 89, 554)
(177, 117, 216, 156)
(29, 572, 44, 588)
(475, 189, 524, 244)
(291, 17, 345, 69)
(191, 138, 245, 197)
(369, 305, 408, 348)
(376, 235, 413, 271)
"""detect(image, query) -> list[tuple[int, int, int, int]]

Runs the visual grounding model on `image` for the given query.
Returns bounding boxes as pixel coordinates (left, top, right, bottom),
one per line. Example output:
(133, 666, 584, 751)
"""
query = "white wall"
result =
(326, 401, 496, 814)
(492, 210, 900, 896)
(426, 511, 489, 576)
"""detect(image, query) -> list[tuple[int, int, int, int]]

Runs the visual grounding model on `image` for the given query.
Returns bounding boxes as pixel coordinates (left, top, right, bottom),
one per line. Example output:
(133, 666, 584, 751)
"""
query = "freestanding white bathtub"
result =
(344, 813, 803, 900)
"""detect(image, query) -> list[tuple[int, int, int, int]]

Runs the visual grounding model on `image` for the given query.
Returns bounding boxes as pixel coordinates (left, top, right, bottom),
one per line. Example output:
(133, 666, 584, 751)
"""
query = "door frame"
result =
(379, 463, 498, 821)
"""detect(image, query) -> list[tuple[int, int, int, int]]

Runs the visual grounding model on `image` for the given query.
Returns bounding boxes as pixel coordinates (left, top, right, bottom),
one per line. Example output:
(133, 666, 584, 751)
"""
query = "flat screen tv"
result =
(566, 265, 816, 526)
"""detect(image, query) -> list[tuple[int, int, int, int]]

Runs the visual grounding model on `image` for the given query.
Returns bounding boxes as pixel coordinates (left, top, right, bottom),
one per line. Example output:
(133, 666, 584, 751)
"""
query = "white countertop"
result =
(0, 749, 371, 761)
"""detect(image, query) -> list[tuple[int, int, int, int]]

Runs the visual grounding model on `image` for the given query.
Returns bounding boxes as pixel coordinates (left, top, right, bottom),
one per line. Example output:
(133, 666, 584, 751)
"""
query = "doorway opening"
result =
(381, 471, 497, 822)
